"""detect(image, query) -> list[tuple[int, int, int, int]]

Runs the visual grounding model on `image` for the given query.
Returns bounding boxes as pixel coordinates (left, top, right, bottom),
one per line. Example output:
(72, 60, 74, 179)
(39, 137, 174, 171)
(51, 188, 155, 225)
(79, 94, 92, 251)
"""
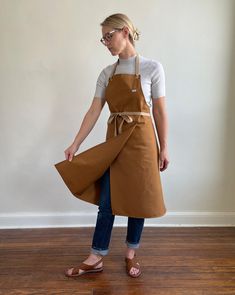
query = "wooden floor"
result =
(0, 227, 235, 295)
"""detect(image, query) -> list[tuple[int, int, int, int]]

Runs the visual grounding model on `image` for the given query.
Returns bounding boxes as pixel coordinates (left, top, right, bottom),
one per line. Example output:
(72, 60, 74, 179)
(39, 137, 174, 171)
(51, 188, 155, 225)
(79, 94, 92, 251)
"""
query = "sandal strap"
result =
(72, 257, 103, 274)
(125, 255, 140, 271)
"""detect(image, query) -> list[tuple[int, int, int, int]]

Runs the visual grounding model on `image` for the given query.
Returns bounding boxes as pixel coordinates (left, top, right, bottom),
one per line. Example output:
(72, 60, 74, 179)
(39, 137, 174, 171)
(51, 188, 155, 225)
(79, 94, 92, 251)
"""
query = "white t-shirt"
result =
(94, 54, 166, 107)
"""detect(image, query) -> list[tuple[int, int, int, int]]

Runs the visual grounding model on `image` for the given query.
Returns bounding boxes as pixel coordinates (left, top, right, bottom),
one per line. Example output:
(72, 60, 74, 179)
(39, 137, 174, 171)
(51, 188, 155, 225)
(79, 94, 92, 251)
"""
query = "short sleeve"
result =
(151, 61, 166, 99)
(94, 69, 106, 99)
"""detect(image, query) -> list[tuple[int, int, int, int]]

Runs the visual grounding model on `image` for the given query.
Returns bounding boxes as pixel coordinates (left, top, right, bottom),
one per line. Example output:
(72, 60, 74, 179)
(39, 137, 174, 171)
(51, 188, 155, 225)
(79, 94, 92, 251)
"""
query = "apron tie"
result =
(108, 111, 151, 136)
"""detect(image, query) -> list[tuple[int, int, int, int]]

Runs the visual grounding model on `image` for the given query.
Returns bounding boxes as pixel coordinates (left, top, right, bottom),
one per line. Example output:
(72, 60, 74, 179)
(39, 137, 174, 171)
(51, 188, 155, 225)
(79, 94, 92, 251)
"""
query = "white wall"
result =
(0, 0, 235, 228)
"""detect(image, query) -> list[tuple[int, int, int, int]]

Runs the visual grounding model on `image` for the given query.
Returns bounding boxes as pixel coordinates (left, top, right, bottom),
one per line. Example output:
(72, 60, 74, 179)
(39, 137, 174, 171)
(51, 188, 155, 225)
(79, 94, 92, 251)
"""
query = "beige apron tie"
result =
(108, 111, 151, 136)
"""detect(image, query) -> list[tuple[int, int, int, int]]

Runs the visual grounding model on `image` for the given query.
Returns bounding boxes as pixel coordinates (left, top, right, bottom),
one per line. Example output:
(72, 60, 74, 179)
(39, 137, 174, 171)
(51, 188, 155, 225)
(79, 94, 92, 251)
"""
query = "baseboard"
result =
(0, 211, 234, 228)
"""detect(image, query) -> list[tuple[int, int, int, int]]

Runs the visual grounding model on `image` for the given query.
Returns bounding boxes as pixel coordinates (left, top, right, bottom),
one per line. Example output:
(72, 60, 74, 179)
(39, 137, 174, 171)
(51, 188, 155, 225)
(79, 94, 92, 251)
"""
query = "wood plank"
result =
(0, 227, 234, 294)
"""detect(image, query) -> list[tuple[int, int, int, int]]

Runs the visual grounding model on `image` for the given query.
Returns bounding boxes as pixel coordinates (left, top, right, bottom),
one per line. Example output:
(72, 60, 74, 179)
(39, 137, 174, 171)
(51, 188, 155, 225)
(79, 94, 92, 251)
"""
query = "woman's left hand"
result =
(159, 148, 169, 172)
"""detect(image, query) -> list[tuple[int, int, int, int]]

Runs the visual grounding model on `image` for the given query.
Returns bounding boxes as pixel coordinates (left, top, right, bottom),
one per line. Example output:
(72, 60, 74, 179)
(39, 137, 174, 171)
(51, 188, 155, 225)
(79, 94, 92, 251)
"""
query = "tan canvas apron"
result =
(54, 53, 167, 218)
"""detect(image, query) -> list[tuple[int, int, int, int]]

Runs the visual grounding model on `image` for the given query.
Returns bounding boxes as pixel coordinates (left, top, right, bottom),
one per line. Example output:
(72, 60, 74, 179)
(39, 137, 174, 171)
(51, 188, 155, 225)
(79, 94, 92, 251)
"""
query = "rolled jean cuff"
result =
(90, 247, 109, 256)
(125, 240, 140, 249)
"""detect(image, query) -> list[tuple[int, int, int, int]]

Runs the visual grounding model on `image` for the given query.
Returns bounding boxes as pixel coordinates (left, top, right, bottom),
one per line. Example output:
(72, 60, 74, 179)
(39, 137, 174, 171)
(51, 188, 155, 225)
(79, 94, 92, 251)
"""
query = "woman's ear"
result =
(122, 26, 130, 38)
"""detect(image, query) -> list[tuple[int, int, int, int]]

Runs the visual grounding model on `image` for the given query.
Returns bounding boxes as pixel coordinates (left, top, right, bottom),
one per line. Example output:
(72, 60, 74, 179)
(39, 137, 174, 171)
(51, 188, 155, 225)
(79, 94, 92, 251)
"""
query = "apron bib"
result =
(55, 53, 167, 218)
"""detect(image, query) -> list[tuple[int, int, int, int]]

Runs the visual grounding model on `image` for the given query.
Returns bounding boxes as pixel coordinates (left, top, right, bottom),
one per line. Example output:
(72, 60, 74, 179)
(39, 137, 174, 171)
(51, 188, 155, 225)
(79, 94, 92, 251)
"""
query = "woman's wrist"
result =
(73, 140, 81, 148)
(160, 144, 168, 150)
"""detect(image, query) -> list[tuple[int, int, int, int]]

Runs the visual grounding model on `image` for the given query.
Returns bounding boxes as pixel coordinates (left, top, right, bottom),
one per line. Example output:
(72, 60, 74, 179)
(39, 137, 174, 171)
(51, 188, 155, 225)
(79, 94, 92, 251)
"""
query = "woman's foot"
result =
(65, 253, 103, 276)
(125, 248, 141, 277)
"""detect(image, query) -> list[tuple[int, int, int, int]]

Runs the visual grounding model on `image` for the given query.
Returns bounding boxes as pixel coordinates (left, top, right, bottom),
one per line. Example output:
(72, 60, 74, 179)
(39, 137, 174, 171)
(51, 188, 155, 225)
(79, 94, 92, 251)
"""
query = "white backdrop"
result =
(0, 0, 235, 228)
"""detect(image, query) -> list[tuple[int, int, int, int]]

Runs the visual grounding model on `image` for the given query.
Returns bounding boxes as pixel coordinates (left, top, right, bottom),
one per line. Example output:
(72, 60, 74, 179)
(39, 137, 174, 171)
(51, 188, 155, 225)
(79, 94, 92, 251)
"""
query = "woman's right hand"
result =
(64, 143, 80, 162)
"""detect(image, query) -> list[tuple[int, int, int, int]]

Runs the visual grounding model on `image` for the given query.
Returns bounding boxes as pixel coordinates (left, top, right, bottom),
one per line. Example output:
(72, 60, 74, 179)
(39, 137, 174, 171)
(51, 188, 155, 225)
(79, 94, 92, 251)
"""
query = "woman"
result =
(55, 13, 169, 278)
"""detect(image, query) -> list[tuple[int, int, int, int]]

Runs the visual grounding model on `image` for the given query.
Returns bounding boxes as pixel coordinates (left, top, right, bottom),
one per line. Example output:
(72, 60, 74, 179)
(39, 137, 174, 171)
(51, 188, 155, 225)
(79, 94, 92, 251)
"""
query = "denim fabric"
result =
(91, 167, 145, 256)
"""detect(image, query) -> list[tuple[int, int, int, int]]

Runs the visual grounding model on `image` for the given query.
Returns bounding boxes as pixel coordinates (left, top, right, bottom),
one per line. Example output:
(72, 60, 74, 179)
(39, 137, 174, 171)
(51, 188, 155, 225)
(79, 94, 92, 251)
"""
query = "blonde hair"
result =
(100, 13, 140, 47)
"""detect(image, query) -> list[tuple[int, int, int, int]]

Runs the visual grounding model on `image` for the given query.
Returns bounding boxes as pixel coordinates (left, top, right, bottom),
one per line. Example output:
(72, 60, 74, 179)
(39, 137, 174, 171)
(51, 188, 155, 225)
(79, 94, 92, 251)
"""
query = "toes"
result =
(66, 267, 83, 275)
(130, 267, 139, 275)
(66, 268, 73, 275)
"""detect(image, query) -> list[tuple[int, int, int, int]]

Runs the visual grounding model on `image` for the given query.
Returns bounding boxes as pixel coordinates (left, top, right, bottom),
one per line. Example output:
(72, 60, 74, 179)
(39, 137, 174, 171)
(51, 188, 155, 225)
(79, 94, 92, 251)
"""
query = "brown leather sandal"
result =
(125, 253, 141, 278)
(64, 257, 104, 277)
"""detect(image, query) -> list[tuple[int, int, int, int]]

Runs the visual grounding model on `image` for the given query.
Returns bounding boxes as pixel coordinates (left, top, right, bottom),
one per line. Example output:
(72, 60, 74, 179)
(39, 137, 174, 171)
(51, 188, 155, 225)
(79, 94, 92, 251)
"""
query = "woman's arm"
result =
(72, 97, 106, 147)
(152, 96, 170, 171)
(64, 97, 105, 161)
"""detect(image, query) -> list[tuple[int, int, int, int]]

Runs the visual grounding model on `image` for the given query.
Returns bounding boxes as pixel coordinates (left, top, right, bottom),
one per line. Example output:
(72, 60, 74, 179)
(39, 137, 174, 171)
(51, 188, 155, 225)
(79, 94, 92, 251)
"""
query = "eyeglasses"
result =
(100, 28, 123, 45)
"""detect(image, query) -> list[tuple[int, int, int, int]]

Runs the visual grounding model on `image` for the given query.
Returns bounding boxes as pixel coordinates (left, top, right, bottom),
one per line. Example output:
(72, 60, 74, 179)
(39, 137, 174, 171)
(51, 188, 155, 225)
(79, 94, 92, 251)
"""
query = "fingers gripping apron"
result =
(54, 53, 167, 218)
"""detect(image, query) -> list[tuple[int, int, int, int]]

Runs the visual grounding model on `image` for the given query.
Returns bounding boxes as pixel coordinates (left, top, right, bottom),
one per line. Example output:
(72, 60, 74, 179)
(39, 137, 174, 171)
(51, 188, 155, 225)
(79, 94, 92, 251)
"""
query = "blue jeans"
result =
(90, 167, 145, 256)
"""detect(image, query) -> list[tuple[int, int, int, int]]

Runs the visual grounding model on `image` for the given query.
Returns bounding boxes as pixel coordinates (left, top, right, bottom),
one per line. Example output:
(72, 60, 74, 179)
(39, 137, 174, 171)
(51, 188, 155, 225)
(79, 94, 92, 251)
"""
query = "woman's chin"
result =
(109, 48, 117, 55)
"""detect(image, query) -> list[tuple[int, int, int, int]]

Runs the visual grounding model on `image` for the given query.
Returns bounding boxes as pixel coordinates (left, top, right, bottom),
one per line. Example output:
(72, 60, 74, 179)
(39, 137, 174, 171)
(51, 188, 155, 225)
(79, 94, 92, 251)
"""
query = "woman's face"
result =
(101, 26, 129, 55)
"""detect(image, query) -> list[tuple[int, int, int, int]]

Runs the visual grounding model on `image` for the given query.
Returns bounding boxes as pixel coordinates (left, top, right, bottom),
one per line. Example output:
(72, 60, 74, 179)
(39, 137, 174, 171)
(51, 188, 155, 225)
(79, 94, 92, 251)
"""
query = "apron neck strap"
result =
(110, 53, 140, 79)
